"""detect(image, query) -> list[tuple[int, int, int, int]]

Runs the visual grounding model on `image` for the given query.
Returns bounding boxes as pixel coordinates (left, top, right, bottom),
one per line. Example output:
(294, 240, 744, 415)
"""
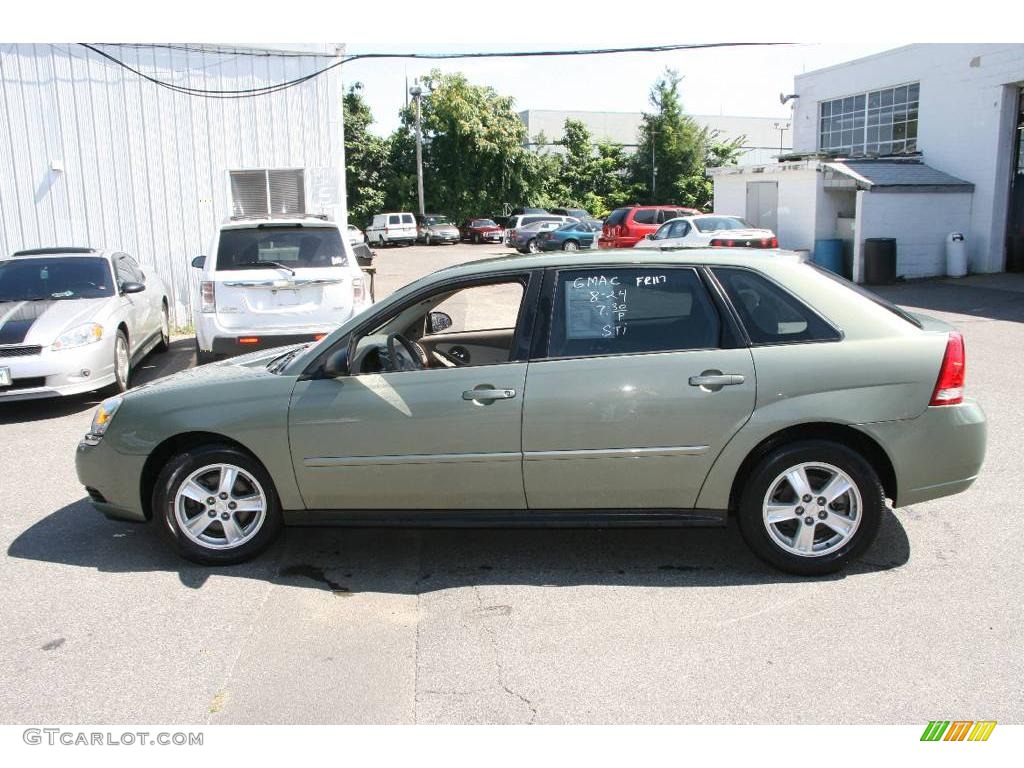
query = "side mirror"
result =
(323, 346, 349, 378)
(645, 233, 654, 240)
(121, 281, 145, 294)
(191, 255, 206, 269)
(429, 311, 453, 334)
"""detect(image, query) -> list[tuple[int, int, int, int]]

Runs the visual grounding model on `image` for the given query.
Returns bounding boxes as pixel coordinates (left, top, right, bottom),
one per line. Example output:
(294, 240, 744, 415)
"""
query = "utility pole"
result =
(409, 82, 425, 216)
(650, 130, 657, 203)
(773, 121, 791, 156)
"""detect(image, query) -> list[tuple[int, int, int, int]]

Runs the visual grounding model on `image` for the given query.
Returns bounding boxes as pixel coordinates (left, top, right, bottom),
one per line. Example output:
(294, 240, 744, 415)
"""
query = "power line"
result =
(77, 42, 789, 99)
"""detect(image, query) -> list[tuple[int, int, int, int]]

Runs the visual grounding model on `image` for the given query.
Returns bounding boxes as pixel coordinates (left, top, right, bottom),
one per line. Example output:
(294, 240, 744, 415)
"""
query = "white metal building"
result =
(0, 43, 347, 324)
(710, 44, 1024, 279)
(518, 109, 792, 166)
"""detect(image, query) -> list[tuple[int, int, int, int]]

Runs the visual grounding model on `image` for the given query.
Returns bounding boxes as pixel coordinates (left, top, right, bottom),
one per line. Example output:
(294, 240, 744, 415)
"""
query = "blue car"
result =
(534, 220, 600, 252)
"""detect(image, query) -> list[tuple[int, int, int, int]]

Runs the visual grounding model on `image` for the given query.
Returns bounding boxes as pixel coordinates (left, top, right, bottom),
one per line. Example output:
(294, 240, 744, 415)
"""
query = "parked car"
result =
(346, 223, 366, 245)
(191, 216, 370, 363)
(508, 207, 548, 216)
(512, 221, 565, 253)
(504, 214, 578, 246)
(0, 247, 169, 400)
(416, 214, 461, 245)
(550, 207, 591, 220)
(77, 248, 986, 575)
(599, 205, 702, 249)
(534, 220, 599, 252)
(461, 218, 504, 244)
(634, 215, 778, 250)
(365, 212, 417, 246)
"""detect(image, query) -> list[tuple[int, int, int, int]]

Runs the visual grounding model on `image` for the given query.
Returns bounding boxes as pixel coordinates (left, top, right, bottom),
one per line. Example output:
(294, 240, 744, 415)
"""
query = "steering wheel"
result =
(385, 333, 428, 372)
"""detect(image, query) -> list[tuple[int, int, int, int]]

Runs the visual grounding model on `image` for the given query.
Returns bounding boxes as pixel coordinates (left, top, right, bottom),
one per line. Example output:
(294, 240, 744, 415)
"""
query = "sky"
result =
(341, 43, 903, 138)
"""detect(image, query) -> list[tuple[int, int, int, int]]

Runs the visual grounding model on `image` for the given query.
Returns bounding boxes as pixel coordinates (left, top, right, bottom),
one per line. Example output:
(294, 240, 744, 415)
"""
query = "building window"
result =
(819, 83, 919, 156)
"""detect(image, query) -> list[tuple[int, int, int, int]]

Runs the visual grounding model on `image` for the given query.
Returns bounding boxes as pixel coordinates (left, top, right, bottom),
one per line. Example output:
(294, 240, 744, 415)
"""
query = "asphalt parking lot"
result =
(1, 243, 1021, 724)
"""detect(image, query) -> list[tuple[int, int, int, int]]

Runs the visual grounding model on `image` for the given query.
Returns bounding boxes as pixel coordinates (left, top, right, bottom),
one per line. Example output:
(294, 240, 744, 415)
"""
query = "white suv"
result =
(192, 216, 369, 363)
(365, 212, 417, 246)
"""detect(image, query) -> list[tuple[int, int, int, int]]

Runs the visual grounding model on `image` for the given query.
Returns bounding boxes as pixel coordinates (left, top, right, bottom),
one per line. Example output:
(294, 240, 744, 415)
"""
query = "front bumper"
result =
(857, 400, 987, 507)
(76, 436, 148, 522)
(0, 340, 117, 401)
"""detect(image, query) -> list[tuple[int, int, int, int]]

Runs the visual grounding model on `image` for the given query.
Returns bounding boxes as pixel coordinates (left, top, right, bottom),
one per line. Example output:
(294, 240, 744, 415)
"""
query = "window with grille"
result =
(819, 83, 919, 156)
(228, 169, 306, 218)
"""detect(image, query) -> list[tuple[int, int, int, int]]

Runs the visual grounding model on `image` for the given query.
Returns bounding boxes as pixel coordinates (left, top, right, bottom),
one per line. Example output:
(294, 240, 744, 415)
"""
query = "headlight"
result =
(52, 323, 104, 351)
(85, 395, 123, 444)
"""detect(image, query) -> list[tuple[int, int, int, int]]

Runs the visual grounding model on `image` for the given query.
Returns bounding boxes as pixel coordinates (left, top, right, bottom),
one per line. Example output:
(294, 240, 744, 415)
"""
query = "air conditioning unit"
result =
(228, 168, 306, 219)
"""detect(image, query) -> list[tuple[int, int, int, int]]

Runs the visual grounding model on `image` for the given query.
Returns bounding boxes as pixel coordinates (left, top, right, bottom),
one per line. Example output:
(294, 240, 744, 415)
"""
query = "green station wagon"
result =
(75, 250, 986, 575)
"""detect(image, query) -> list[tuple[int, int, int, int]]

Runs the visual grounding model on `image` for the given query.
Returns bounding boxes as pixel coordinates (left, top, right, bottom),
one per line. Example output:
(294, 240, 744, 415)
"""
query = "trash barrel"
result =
(813, 238, 844, 275)
(945, 232, 967, 278)
(864, 238, 897, 285)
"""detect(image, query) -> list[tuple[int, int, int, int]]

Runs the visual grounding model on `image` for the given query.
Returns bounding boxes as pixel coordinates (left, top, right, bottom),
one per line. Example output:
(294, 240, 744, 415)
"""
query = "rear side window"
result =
(605, 208, 629, 226)
(216, 226, 347, 270)
(714, 267, 840, 344)
(632, 209, 657, 225)
(401, 214, 415, 224)
(547, 268, 721, 359)
(388, 215, 401, 225)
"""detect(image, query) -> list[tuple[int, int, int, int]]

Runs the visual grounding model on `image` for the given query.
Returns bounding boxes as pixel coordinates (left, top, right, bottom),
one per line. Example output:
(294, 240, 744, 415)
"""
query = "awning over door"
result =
(822, 159, 974, 193)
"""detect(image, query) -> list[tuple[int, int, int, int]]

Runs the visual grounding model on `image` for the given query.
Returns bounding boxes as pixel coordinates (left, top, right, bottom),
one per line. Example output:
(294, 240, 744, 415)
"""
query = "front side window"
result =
(547, 268, 721, 359)
(667, 220, 690, 238)
(714, 267, 840, 344)
(216, 226, 347, 270)
(651, 223, 672, 240)
(0, 257, 115, 301)
(819, 82, 919, 156)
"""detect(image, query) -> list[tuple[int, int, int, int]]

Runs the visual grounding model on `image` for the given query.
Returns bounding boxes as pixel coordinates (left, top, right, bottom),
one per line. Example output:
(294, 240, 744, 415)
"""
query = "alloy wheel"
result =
(563, 240, 579, 251)
(174, 463, 267, 550)
(527, 238, 539, 253)
(761, 461, 862, 558)
(115, 335, 130, 387)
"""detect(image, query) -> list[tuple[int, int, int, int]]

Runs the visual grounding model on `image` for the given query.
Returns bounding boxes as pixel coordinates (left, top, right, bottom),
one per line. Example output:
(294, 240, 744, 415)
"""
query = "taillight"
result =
(200, 281, 216, 313)
(930, 331, 966, 406)
(352, 276, 366, 304)
(769, 237, 778, 248)
(710, 239, 726, 247)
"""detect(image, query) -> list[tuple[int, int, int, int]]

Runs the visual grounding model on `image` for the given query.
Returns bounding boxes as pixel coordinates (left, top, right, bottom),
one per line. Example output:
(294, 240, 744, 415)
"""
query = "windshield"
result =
(0, 257, 115, 301)
(423, 216, 452, 226)
(694, 216, 754, 232)
(216, 226, 347, 270)
(471, 219, 496, 227)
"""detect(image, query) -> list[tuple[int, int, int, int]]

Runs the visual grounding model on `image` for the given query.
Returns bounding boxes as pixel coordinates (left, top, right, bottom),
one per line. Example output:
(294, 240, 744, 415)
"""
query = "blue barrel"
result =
(813, 238, 844, 275)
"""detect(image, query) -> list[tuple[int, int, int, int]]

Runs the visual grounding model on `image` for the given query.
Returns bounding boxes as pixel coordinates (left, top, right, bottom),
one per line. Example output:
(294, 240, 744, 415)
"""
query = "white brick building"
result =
(710, 44, 1024, 280)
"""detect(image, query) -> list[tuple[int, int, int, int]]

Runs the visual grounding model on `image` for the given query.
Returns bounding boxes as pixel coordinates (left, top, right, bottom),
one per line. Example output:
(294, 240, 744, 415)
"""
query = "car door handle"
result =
(688, 372, 745, 388)
(462, 387, 517, 401)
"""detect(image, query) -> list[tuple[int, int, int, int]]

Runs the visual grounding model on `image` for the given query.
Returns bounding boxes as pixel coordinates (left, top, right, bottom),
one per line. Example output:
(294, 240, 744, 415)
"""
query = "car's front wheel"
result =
(736, 440, 884, 575)
(154, 444, 283, 565)
(527, 238, 540, 253)
(111, 329, 130, 393)
(156, 303, 170, 352)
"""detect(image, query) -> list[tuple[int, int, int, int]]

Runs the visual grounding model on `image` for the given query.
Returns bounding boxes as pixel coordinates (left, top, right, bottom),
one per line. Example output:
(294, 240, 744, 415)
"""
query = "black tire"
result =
(562, 239, 579, 251)
(527, 238, 539, 254)
(110, 329, 130, 393)
(473, 233, 481, 244)
(153, 444, 283, 565)
(194, 339, 216, 365)
(156, 302, 170, 352)
(736, 440, 884, 576)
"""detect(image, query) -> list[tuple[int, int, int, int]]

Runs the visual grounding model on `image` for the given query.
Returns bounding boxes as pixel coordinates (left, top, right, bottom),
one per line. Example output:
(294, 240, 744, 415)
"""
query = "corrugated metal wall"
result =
(0, 43, 343, 325)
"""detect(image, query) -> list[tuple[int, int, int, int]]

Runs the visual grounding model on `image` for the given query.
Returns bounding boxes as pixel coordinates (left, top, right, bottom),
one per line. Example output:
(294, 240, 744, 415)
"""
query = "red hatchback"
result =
(599, 205, 701, 249)
(460, 218, 504, 244)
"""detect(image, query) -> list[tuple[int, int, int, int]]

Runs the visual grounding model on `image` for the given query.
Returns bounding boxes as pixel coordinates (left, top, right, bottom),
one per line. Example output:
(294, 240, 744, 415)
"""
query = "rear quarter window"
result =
(713, 267, 840, 344)
(605, 208, 629, 227)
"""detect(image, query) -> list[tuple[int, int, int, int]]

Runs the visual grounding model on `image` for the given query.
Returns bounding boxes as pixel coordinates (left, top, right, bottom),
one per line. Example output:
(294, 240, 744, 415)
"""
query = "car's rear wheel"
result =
(562, 240, 579, 251)
(736, 440, 884, 575)
(473, 233, 481, 244)
(156, 303, 170, 352)
(154, 444, 283, 565)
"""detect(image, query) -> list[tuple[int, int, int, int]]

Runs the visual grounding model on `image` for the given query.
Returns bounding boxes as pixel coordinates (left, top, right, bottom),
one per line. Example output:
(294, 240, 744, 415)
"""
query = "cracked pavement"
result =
(0, 246, 1021, 723)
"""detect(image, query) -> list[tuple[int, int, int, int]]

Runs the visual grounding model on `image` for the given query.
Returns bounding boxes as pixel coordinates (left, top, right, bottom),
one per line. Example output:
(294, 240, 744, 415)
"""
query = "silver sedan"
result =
(0, 248, 170, 401)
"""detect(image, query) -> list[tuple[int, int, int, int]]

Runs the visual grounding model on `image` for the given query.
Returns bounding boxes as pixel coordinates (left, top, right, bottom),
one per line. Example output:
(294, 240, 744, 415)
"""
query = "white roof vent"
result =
(228, 168, 306, 218)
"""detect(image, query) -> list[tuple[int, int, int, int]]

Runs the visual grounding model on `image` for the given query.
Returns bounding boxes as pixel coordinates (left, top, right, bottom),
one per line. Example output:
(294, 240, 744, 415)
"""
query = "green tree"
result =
(390, 70, 539, 222)
(342, 83, 388, 227)
(631, 68, 745, 210)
